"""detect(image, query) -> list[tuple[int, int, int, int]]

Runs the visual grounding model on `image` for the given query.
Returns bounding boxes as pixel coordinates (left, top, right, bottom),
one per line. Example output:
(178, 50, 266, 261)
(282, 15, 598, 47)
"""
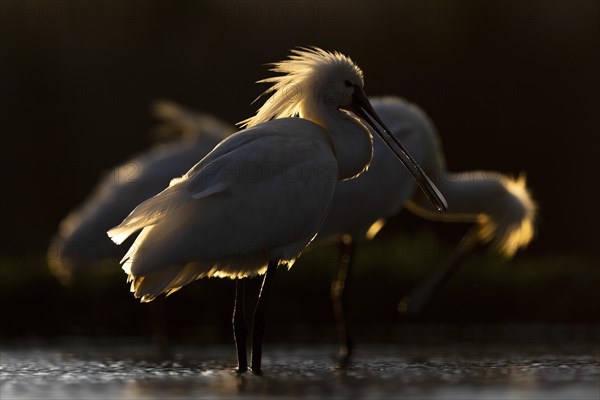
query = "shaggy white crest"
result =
(239, 47, 364, 129)
(477, 173, 537, 257)
(152, 99, 236, 141)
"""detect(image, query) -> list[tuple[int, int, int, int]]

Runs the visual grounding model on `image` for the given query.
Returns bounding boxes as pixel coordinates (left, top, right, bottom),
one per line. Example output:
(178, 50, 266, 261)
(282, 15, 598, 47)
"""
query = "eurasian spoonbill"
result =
(106, 48, 446, 373)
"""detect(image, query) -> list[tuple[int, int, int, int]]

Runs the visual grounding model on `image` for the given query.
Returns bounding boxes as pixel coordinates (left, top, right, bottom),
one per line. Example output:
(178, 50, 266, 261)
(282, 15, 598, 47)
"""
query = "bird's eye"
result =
(344, 80, 353, 87)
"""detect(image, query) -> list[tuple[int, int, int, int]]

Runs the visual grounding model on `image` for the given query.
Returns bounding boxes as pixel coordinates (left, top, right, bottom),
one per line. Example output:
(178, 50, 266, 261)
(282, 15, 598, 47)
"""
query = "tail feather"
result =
(107, 185, 188, 245)
(119, 221, 275, 302)
(127, 256, 272, 302)
(129, 264, 184, 303)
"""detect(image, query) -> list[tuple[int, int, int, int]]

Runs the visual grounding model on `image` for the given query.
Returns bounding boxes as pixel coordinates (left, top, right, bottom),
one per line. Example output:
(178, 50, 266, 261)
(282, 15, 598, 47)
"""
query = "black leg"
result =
(251, 261, 277, 374)
(150, 297, 170, 358)
(398, 227, 479, 316)
(233, 279, 248, 373)
(331, 235, 355, 367)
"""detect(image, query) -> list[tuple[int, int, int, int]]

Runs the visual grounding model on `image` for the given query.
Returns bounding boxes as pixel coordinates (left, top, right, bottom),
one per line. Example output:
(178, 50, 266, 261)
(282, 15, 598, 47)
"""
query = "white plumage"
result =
(109, 120, 338, 301)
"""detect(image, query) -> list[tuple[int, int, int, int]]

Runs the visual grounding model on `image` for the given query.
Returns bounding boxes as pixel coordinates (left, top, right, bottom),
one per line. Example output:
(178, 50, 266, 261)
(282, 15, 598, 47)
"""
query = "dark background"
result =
(1, 1, 599, 339)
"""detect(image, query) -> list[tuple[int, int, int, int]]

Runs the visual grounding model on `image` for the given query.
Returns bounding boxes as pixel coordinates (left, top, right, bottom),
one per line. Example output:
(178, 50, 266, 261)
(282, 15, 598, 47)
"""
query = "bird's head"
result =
(239, 47, 365, 128)
(302, 48, 365, 110)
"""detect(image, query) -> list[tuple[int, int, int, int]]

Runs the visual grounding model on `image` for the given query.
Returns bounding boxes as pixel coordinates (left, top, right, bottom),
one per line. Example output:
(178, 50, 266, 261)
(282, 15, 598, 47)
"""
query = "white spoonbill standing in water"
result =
(107, 48, 446, 373)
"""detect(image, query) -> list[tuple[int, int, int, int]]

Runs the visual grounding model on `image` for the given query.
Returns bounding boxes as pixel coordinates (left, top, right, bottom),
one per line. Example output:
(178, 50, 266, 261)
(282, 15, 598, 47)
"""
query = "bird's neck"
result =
(300, 101, 373, 180)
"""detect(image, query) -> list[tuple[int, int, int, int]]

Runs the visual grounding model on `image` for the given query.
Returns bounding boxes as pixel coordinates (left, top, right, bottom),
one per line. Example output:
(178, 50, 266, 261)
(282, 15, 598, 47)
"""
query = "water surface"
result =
(1, 342, 598, 399)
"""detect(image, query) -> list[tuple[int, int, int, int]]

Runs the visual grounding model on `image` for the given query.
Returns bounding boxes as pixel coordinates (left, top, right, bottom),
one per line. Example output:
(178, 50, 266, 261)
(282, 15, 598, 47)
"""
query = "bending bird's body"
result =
(321, 96, 536, 255)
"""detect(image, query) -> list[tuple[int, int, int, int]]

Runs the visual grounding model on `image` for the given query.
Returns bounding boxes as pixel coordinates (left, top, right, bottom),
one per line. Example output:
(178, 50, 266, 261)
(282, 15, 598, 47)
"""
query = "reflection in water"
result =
(1, 344, 598, 399)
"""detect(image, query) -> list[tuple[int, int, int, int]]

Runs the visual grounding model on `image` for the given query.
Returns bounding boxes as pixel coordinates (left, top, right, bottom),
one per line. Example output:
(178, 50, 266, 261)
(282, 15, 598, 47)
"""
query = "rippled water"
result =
(1, 343, 598, 399)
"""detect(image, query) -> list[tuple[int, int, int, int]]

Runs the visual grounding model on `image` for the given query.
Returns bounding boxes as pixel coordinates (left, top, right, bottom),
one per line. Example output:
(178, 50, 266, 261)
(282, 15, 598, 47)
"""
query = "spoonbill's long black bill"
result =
(348, 88, 447, 213)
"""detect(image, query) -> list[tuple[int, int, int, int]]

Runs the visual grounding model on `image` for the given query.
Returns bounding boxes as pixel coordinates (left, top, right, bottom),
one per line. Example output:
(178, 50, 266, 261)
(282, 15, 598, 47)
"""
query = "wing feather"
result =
(112, 119, 338, 299)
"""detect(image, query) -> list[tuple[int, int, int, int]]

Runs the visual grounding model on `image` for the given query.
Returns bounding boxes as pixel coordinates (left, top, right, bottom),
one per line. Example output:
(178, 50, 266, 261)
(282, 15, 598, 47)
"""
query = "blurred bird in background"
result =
(47, 101, 235, 284)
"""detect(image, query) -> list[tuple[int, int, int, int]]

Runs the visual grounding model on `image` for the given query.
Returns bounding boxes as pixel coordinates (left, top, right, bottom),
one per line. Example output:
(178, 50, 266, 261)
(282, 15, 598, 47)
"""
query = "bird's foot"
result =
(335, 349, 352, 369)
(235, 365, 248, 375)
